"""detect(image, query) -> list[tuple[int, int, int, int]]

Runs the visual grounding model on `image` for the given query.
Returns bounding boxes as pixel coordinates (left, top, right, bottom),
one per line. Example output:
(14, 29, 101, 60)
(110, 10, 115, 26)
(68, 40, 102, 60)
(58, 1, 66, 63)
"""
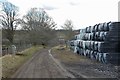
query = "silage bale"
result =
(94, 24, 99, 32)
(98, 23, 104, 31)
(94, 41, 98, 51)
(90, 41, 95, 50)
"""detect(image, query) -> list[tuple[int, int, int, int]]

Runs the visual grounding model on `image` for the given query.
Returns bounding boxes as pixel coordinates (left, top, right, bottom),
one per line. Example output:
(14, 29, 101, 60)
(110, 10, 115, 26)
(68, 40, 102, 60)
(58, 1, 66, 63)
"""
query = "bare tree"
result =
(61, 19, 75, 47)
(61, 20, 73, 31)
(0, 1, 19, 44)
(61, 19, 75, 40)
(22, 8, 56, 45)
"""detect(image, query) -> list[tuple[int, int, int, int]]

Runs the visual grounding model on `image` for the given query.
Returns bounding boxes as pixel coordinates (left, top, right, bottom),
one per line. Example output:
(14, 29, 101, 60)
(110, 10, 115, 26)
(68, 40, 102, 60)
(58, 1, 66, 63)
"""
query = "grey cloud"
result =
(69, 1, 80, 6)
(42, 5, 57, 10)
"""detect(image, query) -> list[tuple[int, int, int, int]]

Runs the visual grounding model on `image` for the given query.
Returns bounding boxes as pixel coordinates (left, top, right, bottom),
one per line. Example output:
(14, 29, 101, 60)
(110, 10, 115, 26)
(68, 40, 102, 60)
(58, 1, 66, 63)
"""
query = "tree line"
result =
(0, 1, 75, 52)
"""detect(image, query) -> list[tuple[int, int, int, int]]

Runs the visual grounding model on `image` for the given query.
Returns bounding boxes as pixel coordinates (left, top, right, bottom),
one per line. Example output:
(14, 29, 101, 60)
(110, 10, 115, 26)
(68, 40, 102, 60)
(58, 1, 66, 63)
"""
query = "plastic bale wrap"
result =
(98, 23, 104, 31)
(99, 32, 104, 41)
(94, 41, 98, 51)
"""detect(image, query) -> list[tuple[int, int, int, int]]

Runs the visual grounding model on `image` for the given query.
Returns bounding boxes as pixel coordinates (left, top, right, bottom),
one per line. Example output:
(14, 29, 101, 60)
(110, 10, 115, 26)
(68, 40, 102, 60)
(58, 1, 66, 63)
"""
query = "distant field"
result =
(2, 46, 42, 78)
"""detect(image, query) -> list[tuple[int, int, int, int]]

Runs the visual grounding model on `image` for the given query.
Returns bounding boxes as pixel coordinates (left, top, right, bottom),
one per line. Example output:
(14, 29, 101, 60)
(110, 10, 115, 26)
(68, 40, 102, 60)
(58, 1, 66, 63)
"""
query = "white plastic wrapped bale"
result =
(89, 33, 94, 40)
(85, 41, 91, 50)
(95, 32, 100, 41)
(83, 49, 86, 56)
(90, 50, 95, 59)
(96, 52, 108, 63)
(92, 25, 96, 32)
(80, 29, 86, 33)
(84, 49, 88, 57)
(90, 41, 94, 50)
(88, 26, 91, 33)
(85, 27, 89, 33)
(101, 53, 109, 64)
(98, 23, 104, 31)
(94, 41, 98, 51)
(93, 51, 98, 60)
(79, 40, 83, 48)
(103, 22, 111, 31)
(103, 32, 108, 41)
(74, 40, 78, 46)
(74, 46, 78, 53)
(74, 40, 81, 53)
(79, 48, 83, 55)
(94, 24, 99, 32)
(84, 33, 88, 40)
(88, 33, 91, 40)
(98, 32, 104, 41)
(97, 42, 105, 52)
(85, 49, 91, 57)
(95, 52, 100, 61)
(82, 41, 86, 49)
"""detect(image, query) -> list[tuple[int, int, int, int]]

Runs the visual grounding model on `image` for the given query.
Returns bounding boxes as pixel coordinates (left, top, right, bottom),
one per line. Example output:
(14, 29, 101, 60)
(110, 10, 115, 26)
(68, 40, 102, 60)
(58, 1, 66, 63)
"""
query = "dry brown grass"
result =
(2, 46, 42, 78)
(51, 45, 89, 63)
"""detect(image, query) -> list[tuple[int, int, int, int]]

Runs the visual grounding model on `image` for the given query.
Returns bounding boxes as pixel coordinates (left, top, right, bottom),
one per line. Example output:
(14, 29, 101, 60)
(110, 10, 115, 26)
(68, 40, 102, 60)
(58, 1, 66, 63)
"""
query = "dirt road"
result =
(12, 49, 75, 78)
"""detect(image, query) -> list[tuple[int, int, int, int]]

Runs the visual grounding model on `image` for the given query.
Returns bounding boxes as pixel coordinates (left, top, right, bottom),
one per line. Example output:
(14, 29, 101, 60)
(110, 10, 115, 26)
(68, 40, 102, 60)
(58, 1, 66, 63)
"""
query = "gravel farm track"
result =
(11, 47, 120, 80)
(12, 48, 75, 78)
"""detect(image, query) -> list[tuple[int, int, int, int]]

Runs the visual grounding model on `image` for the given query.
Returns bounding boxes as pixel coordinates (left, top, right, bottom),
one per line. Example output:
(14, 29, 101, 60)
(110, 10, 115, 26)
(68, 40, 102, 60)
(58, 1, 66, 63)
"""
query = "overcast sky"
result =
(1, 0, 119, 29)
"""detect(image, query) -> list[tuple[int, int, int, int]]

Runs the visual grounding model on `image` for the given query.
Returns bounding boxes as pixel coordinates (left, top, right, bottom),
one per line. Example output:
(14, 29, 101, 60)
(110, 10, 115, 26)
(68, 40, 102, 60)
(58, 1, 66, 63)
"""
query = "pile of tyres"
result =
(69, 22, 120, 65)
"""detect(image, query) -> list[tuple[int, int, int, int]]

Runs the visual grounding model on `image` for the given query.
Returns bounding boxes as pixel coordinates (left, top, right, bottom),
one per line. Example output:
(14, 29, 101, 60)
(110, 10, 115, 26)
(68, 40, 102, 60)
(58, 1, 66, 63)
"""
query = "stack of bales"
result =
(72, 22, 120, 65)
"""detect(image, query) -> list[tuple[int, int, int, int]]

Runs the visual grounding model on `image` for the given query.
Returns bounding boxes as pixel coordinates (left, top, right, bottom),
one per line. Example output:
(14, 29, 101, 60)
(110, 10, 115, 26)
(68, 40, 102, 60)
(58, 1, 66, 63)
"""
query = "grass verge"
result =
(51, 45, 90, 63)
(2, 46, 42, 78)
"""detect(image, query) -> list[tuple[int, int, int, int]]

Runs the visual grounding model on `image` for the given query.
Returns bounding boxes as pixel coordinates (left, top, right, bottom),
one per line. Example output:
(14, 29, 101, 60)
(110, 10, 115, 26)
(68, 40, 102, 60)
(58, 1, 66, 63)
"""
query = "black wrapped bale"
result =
(105, 22, 120, 42)
(107, 53, 120, 65)
(97, 42, 110, 53)
(106, 42, 119, 53)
